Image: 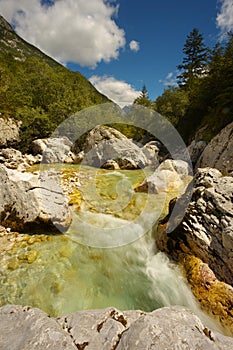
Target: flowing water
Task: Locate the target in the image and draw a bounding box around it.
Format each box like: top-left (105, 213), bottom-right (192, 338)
top-left (0, 165), bottom-right (224, 333)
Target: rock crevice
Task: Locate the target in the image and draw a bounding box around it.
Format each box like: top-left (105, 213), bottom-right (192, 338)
top-left (1, 305), bottom-right (233, 350)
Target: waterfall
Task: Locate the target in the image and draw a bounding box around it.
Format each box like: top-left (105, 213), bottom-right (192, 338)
top-left (0, 165), bottom-right (225, 334)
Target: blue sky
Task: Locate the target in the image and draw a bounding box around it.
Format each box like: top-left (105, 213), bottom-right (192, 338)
top-left (0, 0), bottom-right (232, 106)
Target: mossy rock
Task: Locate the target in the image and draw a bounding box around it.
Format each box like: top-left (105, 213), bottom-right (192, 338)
top-left (180, 254), bottom-right (233, 334)
top-left (18, 250), bottom-right (39, 264)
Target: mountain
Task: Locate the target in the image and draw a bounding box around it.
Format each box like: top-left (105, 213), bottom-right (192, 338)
top-left (0, 15), bottom-right (59, 67)
top-left (0, 15), bottom-right (110, 151)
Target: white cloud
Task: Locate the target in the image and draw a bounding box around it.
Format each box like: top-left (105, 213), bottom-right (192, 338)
top-left (159, 71), bottom-right (177, 87)
top-left (129, 40), bottom-right (140, 52)
top-left (216, 0), bottom-right (233, 38)
top-left (0, 0), bottom-right (126, 67)
top-left (89, 75), bottom-right (140, 107)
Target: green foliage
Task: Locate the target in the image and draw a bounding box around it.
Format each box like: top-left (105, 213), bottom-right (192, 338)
top-left (154, 31), bottom-right (233, 144)
top-left (133, 84), bottom-right (153, 108)
top-left (109, 123), bottom-right (146, 142)
top-left (0, 55), bottom-right (109, 151)
top-left (154, 86), bottom-right (189, 126)
top-left (0, 16), bottom-right (110, 151)
top-left (177, 28), bottom-right (209, 87)
top-left (16, 106), bottom-right (53, 152)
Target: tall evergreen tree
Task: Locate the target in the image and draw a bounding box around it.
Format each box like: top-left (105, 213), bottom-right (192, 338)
top-left (133, 84), bottom-right (152, 107)
top-left (177, 28), bottom-right (209, 87)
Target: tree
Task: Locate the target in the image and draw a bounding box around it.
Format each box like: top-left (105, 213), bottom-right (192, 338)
top-left (154, 86), bottom-right (189, 126)
top-left (16, 106), bottom-right (53, 152)
top-left (177, 28), bottom-right (209, 87)
top-left (133, 84), bottom-right (152, 107)
top-left (0, 61), bottom-right (10, 114)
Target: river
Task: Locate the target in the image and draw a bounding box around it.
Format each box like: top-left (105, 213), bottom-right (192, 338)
top-left (0, 165), bottom-right (224, 333)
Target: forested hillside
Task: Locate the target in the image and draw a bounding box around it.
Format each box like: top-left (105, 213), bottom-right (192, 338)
top-left (135, 28), bottom-right (233, 144)
top-left (0, 15), bottom-right (109, 151)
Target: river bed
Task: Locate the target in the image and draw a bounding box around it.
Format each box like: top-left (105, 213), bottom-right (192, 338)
top-left (0, 165), bottom-right (224, 333)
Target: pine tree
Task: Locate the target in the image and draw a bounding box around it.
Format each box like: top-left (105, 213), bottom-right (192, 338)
top-left (177, 28), bottom-right (209, 87)
top-left (133, 84), bottom-right (152, 107)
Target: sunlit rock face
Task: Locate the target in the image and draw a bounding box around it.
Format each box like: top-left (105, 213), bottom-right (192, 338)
top-left (73, 125), bottom-right (159, 169)
top-left (0, 165), bottom-right (71, 232)
top-left (32, 137), bottom-right (75, 164)
top-left (1, 305), bottom-right (233, 350)
top-left (179, 255), bottom-right (233, 333)
top-left (158, 167), bottom-right (233, 285)
top-left (0, 148), bottom-right (41, 171)
top-left (196, 122), bottom-right (233, 175)
top-left (157, 167), bottom-right (233, 333)
top-left (135, 159), bottom-right (191, 193)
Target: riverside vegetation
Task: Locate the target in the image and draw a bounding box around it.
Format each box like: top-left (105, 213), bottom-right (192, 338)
top-left (0, 14), bottom-right (233, 349)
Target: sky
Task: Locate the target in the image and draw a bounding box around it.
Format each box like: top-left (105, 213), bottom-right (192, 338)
top-left (0, 0), bottom-right (233, 107)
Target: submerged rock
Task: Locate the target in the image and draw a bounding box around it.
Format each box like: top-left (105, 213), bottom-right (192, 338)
top-left (135, 159), bottom-right (191, 193)
top-left (0, 305), bottom-right (233, 350)
top-left (0, 165), bottom-right (71, 233)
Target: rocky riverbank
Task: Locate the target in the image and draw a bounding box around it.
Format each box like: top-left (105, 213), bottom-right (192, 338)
top-left (156, 167), bottom-right (233, 333)
top-left (0, 119), bottom-right (233, 347)
top-left (1, 304), bottom-right (233, 350)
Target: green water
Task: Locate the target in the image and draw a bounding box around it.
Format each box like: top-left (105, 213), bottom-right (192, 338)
top-left (0, 232), bottom-right (194, 316)
top-left (0, 165), bottom-right (223, 332)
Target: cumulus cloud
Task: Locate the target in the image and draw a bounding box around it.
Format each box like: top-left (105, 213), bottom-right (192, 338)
top-left (129, 40), bottom-right (140, 52)
top-left (0, 0), bottom-right (126, 67)
top-left (90, 75), bottom-right (140, 107)
top-left (159, 72), bottom-right (178, 87)
top-left (216, 0), bottom-right (233, 38)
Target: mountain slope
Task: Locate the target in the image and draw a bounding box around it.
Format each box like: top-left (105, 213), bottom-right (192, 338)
top-left (0, 15), bottom-right (59, 67)
top-left (0, 15), bottom-right (110, 151)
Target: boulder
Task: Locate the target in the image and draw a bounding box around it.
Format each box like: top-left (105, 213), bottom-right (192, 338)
top-left (156, 168), bottom-right (233, 330)
top-left (188, 140), bottom-right (207, 165)
top-left (157, 167), bottom-right (233, 285)
top-left (1, 305), bottom-right (233, 350)
top-left (142, 140), bottom-right (160, 168)
top-left (0, 148), bottom-right (42, 171)
top-left (196, 122), bottom-right (233, 175)
top-left (0, 165), bottom-right (71, 232)
top-left (135, 159), bottom-right (191, 193)
top-left (0, 148), bottom-right (24, 169)
top-left (32, 137), bottom-right (75, 164)
top-left (101, 160), bottom-right (120, 170)
top-left (117, 306), bottom-right (233, 350)
top-left (57, 307), bottom-right (143, 350)
top-left (0, 117), bottom-right (20, 147)
top-left (74, 125), bottom-right (155, 169)
top-left (0, 305), bottom-right (77, 350)
top-left (179, 254), bottom-right (233, 333)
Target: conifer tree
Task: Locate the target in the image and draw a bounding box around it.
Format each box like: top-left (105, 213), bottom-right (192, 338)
top-left (133, 84), bottom-right (152, 107)
top-left (177, 28), bottom-right (209, 87)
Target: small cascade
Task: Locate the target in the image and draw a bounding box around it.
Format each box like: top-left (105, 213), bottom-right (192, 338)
top-left (0, 165), bottom-right (225, 334)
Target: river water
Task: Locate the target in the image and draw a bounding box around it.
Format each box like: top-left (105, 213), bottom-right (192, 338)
top-left (0, 165), bottom-right (224, 333)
